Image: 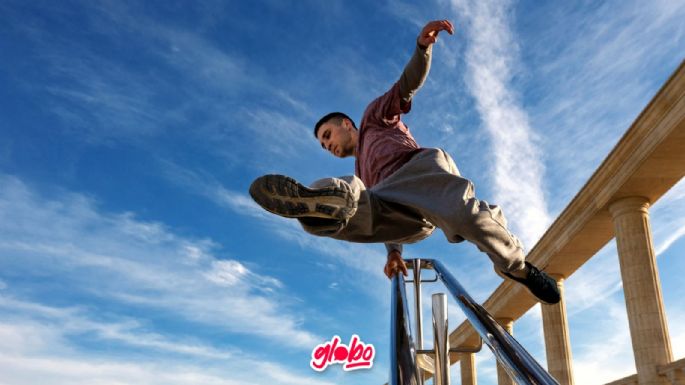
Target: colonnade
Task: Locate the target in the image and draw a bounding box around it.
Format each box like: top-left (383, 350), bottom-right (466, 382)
top-left (401, 60), bottom-right (685, 385)
top-left (459, 196), bottom-right (675, 385)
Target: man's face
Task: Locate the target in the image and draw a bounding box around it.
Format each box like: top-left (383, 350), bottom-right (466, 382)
top-left (317, 119), bottom-right (356, 158)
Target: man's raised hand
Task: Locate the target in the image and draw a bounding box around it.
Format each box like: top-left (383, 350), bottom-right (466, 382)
top-left (417, 20), bottom-right (455, 48)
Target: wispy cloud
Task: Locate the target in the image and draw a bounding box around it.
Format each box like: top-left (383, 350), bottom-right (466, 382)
top-left (0, 320), bottom-right (335, 385)
top-left (570, 299), bottom-right (636, 384)
top-left (0, 295), bottom-right (236, 360)
top-left (159, 160), bottom-right (389, 277)
top-left (450, 0), bottom-right (551, 249)
top-left (652, 180), bottom-right (685, 256)
top-left (526, 0), bottom-right (685, 212)
top-left (669, 310), bottom-right (685, 359)
top-left (0, 274), bottom-right (336, 385)
top-left (1, 1), bottom-right (318, 167)
top-left (0, 174), bottom-right (320, 349)
top-left (157, 159), bottom-right (271, 220)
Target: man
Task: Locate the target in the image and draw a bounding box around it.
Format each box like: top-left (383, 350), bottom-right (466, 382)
top-left (249, 20), bottom-right (560, 304)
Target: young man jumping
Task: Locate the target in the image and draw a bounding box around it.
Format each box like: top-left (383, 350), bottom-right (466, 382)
top-left (249, 20), bottom-right (560, 304)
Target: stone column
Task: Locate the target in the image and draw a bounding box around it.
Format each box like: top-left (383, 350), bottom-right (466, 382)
top-left (609, 197), bottom-right (673, 385)
top-left (541, 275), bottom-right (574, 385)
top-left (460, 352), bottom-right (477, 385)
top-left (496, 318), bottom-right (515, 385)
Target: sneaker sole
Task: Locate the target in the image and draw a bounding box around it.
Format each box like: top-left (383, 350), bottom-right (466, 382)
top-left (249, 174), bottom-right (357, 220)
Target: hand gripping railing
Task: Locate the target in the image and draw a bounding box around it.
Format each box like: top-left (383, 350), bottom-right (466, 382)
top-left (390, 258), bottom-right (559, 385)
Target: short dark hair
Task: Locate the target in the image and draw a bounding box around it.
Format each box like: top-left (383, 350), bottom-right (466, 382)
top-left (314, 112), bottom-right (357, 139)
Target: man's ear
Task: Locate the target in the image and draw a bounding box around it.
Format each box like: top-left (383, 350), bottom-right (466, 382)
top-left (343, 118), bottom-right (354, 131)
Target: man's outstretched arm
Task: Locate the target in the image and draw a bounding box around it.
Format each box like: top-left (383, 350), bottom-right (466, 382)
top-left (398, 20), bottom-right (455, 104)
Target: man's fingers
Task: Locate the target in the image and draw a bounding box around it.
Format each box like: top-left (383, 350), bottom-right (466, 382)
top-left (436, 20), bottom-right (454, 35)
top-left (384, 260), bottom-right (408, 279)
top-left (442, 20), bottom-right (454, 34)
top-left (384, 263), bottom-right (393, 278)
top-left (423, 20), bottom-right (454, 35)
top-left (418, 19), bottom-right (454, 47)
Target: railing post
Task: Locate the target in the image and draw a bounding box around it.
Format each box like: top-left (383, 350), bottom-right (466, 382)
top-left (433, 293), bottom-right (450, 385)
top-left (391, 259), bottom-right (559, 385)
top-left (390, 274), bottom-right (419, 385)
top-left (431, 259), bottom-right (559, 385)
top-left (413, 259), bottom-right (425, 385)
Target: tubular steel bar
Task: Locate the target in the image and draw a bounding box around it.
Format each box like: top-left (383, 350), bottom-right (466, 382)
top-left (390, 258), bottom-right (557, 385)
top-left (390, 273), bottom-right (419, 385)
top-left (432, 293), bottom-right (450, 385)
top-left (430, 259), bottom-right (559, 385)
top-left (412, 258), bottom-right (425, 385)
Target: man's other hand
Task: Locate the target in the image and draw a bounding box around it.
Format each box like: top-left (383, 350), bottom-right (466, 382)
top-left (417, 20), bottom-right (455, 48)
top-left (384, 250), bottom-right (408, 279)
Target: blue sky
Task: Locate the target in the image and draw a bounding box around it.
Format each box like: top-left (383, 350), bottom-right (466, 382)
top-left (0, 1), bottom-right (684, 384)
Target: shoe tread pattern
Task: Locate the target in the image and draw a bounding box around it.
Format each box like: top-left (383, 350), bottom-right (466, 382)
top-left (249, 174), bottom-right (356, 220)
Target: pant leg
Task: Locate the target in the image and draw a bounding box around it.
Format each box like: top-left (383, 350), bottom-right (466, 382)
top-left (297, 175), bottom-right (435, 244)
top-left (372, 148), bottom-right (526, 273)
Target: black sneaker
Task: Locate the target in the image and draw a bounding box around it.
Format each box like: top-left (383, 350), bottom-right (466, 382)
top-left (504, 262), bottom-right (561, 305)
top-left (249, 174), bottom-right (357, 220)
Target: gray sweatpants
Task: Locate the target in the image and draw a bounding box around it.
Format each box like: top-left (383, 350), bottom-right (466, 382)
top-left (298, 148), bottom-right (526, 273)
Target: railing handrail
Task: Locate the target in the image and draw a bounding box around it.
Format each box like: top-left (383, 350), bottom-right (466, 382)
top-left (390, 272), bottom-right (419, 385)
top-left (390, 258), bottom-right (559, 385)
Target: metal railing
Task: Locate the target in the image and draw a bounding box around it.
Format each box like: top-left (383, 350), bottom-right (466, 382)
top-left (390, 271), bottom-right (419, 385)
top-left (390, 258), bottom-right (560, 385)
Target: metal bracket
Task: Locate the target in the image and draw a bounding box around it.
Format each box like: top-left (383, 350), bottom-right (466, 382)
top-left (405, 275), bottom-right (439, 284)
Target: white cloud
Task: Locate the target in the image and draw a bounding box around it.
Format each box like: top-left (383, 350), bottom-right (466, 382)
top-left (570, 299), bottom-right (636, 385)
top-left (449, 0), bottom-right (551, 249)
top-left (563, 243), bottom-right (623, 315)
top-left (0, 292), bottom-right (339, 385)
top-left (526, 0), bottom-right (685, 212)
top-left (158, 159), bottom-right (279, 222)
top-left (0, 356), bottom-right (242, 385)
top-left (0, 346), bottom-right (334, 385)
top-left (1, 0), bottom-right (319, 168)
top-left (655, 223), bottom-right (685, 257)
top-left (669, 310), bottom-right (685, 359)
top-left (0, 174), bottom-right (320, 349)
top-left (205, 260), bottom-right (283, 289)
top-left (159, 160), bottom-right (389, 277)
top-left (0, 295), bottom-right (234, 360)
top-left (652, 180), bottom-right (685, 256)
top-left (205, 260), bottom-right (250, 287)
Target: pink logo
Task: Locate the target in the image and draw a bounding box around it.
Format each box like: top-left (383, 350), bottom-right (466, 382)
top-left (310, 335), bottom-right (375, 371)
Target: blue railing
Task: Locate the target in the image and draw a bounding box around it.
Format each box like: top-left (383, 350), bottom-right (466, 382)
top-left (390, 258), bottom-right (559, 385)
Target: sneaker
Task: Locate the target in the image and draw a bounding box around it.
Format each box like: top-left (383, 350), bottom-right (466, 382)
top-left (503, 262), bottom-right (561, 305)
top-left (249, 174), bottom-right (357, 220)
